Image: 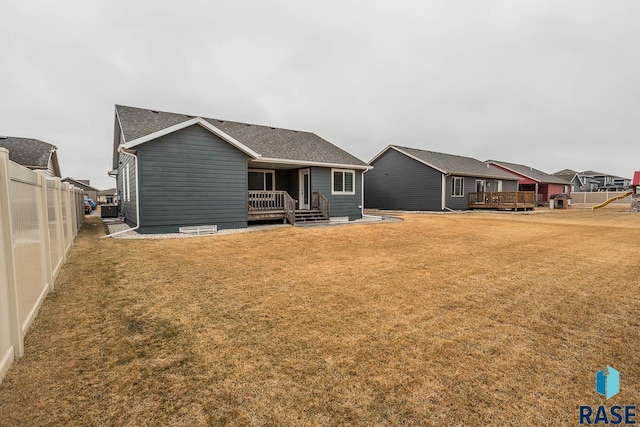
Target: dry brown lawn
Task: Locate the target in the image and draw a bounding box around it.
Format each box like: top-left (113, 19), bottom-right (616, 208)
top-left (0, 207), bottom-right (639, 426)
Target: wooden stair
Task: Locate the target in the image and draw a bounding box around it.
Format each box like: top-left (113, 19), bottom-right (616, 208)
top-left (295, 209), bottom-right (328, 223)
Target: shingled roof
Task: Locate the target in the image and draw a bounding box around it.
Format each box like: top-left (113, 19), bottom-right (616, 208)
top-left (377, 145), bottom-right (520, 180)
top-left (0, 136), bottom-right (60, 176)
top-left (487, 160), bottom-right (571, 185)
top-left (114, 105), bottom-right (369, 169)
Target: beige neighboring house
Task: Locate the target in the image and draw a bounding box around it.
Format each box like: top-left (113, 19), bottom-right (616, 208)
top-left (0, 136), bottom-right (61, 177)
top-left (98, 188), bottom-right (117, 204)
top-left (61, 178), bottom-right (99, 201)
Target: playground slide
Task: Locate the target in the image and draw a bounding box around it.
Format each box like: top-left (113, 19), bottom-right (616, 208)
top-left (591, 190), bottom-right (633, 210)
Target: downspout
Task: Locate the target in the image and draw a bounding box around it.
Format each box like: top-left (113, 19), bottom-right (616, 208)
top-left (360, 168), bottom-right (367, 218)
top-left (102, 146), bottom-right (140, 238)
top-left (442, 173), bottom-right (447, 210)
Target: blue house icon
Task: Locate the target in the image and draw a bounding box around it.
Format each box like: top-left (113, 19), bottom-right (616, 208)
top-left (596, 366), bottom-right (620, 399)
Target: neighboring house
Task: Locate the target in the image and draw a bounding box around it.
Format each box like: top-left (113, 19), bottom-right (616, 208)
top-left (0, 136), bottom-right (61, 177)
top-left (110, 105), bottom-right (370, 233)
top-left (365, 145), bottom-right (523, 211)
top-left (98, 188), bottom-right (117, 204)
top-left (551, 169), bottom-right (585, 193)
top-left (552, 169), bottom-right (600, 192)
top-left (487, 160), bottom-right (571, 204)
top-left (580, 170), bottom-right (631, 192)
top-left (61, 178), bottom-right (99, 201)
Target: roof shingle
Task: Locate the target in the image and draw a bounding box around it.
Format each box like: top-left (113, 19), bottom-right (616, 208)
top-left (487, 160), bottom-right (571, 185)
top-left (115, 105), bottom-right (368, 168)
top-left (388, 146), bottom-right (520, 180)
top-left (0, 136), bottom-right (56, 169)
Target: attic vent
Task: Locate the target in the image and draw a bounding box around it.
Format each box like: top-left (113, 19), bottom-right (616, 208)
top-left (0, 136), bottom-right (7, 139)
top-left (245, 124), bottom-right (251, 126)
top-left (293, 131), bottom-right (299, 133)
top-left (270, 127), bottom-right (276, 130)
top-left (186, 115), bottom-right (194, 118)
top-left (151, 110), bottom-right (159, 113)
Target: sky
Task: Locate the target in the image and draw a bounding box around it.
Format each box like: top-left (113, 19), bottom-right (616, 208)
top-left (1, 0), bottom-right (639, 190)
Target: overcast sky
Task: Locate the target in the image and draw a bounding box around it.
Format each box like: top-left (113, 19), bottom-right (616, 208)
top-left (1, 1), bottom-right (639, 189)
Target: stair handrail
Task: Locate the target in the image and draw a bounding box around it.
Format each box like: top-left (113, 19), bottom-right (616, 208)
top-left (312, 191), bottom-right (330, 220)
top-left (283, 191), bottom-right (296, 225)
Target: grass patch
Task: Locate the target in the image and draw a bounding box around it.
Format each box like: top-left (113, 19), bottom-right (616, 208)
top-left (0, 207), bottom-right (639, 425)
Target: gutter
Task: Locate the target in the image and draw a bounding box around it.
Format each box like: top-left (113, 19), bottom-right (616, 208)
top-left (102, 146), bottom-right (141, 238)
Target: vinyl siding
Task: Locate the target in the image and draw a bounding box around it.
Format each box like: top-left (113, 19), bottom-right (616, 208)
top-left (136, 124), bottom-right (249, 233)
top-left (311, 167), bottom-right (362, 220)
top-left (365, 149), bottom-right (443, 210)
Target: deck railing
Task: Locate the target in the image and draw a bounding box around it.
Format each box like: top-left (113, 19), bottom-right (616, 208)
top-left (248, 191), bottom-right (296, 225)
top-left (468, 191), bottom-right (535, 209)
top-left (312, 191), bottom-right (330, 220)
top-left (248, 191), bottom-right (286, 211)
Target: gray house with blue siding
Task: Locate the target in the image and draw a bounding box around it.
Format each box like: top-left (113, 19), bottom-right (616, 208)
top-left (365, 145), bottom-right (521, 211)
top-left (110, 105), bottom-right (370, 233)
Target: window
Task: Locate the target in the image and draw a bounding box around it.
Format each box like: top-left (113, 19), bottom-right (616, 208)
top-left (248, 170), bottom-right (275, 191)
top-left (452, 177), bottom-right (464, 197)
top-left (123, 165), bottom-right (130, 202)
top-left (476, 179), bottom-right (486, 193)
top-left (332, 169), bottom-right (355, 194)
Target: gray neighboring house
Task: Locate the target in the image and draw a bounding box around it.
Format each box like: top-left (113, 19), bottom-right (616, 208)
top-left (365, 145), bottom-right (520, 211)
top-left (552, 169), bottom-right (587, 192)
top-left (0, 136), bottom-right (61, 177)
top-left (110, 105), bottom-right (371, 233)
top-left (61, 178), bottom-right (99, 201)
top-left (579, 170), bottom-right (632, 191)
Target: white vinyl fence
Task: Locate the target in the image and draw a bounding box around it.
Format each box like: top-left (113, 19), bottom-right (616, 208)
top-left (570, 191), bottom-right (632, 205)
top-left (0, 148), bottom-right (84, 385)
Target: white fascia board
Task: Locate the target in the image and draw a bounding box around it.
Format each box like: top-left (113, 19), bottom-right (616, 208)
top-left (385, 146), bottom-right (448, 174)
top-left (123, 117), bottom-right (261, 159)
top-left (254, 157), bottom-right (372, 170)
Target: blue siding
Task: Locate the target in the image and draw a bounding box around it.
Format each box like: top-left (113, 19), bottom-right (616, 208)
top-left (365, 149), bottom-right (443, 210)
top-left (136, 124), bottom-right (249, 233)
top-left (310, 167), bottom-right (362, 220)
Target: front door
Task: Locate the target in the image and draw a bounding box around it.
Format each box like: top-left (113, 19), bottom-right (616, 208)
top-left (299, 169), bottom-right (310, 209)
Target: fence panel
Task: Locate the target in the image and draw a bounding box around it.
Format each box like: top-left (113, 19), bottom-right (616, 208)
top-left (0, 148), bottom-right (83, 385)
top-left (570, 191), bottom-right (632, 204)
top-left (8, 163), bottom-right (49, 336)
top-left (0, 181), bottom-right (15, 384)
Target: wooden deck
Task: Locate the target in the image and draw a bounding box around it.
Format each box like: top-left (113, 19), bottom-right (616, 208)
top-left (247, 190), bottom-right (330, 224)
top-left (468, 191), bottom-right (535, 211)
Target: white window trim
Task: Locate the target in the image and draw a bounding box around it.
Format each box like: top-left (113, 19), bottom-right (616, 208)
top-left (331, 169), bottom-right (356, 195)
top-left (248, 168), bottom-right (276, 191)
top-left (125, 164), bottom-right (131, 202)
top-left (452, 176), bottom-right (464, 197)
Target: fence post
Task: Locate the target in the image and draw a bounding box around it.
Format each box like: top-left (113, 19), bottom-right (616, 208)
top-left (62, 183), bottom-right (73, 253)
top-left (53, 178), bottom-right (66, 264)
top-left (36, 172), bottom-right (54, 292)
top-left (0, 149), bottom-right (24, 358)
